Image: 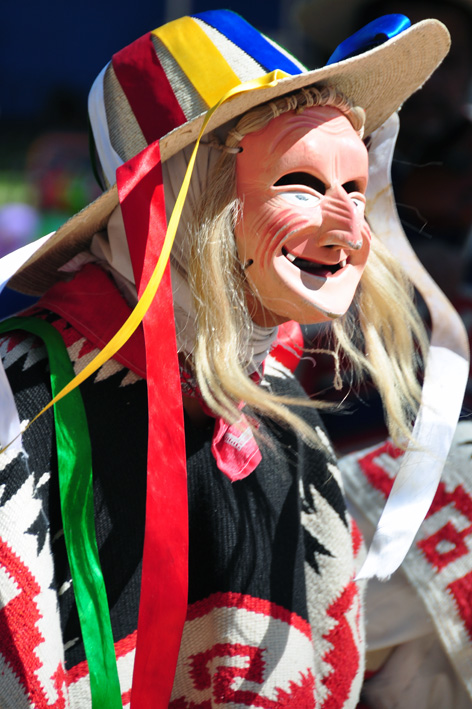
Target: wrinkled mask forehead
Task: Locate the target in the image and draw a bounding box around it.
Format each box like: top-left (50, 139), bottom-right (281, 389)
top-left (236, 105), bottom-right (368, 188)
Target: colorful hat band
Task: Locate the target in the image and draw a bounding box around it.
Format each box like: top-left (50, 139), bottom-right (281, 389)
top-left (104, 11), bottom-right (303, 171)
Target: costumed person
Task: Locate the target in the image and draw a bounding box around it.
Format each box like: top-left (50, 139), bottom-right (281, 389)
top-left (0, 10), bottom-right (468, 709)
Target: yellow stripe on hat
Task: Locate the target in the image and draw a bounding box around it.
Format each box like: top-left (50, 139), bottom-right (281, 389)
top-left (153, 16), bottom-right (241, 108)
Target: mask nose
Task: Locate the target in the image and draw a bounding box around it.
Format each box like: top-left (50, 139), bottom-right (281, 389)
top-left (317, 187), bottom-right (364, 251)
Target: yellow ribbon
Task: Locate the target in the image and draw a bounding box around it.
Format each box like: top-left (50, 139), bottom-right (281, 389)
top-left (3, 70), bottom-right (288, 449)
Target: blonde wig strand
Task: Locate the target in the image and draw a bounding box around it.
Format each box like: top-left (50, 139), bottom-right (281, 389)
top-left (186, 86), bottom-right (428, 449)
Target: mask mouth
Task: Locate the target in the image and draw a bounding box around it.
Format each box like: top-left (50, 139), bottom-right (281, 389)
top-left (282, 247), bottom-right (347, 276)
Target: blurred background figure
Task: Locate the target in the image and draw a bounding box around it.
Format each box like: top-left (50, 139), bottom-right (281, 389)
top-left (359, 0), bottom-right (472, 298)
top-left (0, 203), bottom-right (39, 258)
top-left (0, 1), bottom-right (297, 315)
top-left (297, 0), bottom-right (472, 442)
top-left (295, 5), bottom-right (472, 708)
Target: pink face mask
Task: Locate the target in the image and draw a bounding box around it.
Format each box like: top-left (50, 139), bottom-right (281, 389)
top-left (235, 106), bottom-right (371, 326)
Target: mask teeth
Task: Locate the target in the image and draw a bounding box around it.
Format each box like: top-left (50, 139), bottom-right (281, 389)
top-left (284, 248), bottom-right (347, 273)
top-left (284, 249), bottom-right (296, 263)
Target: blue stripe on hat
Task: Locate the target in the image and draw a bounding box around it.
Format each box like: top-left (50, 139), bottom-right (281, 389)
top-left (192, 9), bottom-right (303, 76)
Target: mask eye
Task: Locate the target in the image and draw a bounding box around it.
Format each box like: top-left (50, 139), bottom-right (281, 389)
top-left (351, 196), bottom-right (364, 209)
top-left (274, 172), bottom-right (325, 208)
top-left (275, 172), bottom-right (326, 194)
top-left (342, 181), bottom-right (366, 210)
top-left (279, 191), bottom-right (321, 207)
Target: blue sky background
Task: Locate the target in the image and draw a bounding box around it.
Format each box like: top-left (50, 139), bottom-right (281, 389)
top-left (1, 1), bottom-right (291, 120)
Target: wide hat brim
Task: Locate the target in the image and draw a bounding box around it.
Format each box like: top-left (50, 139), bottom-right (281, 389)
top-left (10, 18), bottom-right (450, 296)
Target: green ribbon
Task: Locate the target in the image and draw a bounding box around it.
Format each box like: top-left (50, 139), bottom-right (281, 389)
top-left (0, 317), bottom-right (122, 708)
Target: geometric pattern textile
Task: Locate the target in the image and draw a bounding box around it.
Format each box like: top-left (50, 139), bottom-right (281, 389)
top-left (340, 424), bottom-right (472, 701)
top-left (0, 268), bottom-right (365, 707)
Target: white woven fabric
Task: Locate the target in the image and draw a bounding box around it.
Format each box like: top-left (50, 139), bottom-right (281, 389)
top-left (341, 422), bottom-right (472, 703)
top-left (0, 233), bottom-right (53, 451)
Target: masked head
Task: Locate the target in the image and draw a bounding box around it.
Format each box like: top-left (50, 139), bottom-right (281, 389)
top-left (233, 101), bottom-right (370, 327)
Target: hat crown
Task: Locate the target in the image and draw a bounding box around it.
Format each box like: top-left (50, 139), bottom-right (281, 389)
top-left (99, 11), bottom-right (304, 168)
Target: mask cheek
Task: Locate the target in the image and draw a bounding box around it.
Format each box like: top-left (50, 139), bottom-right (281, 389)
top-left (234, 196), bottom-right (265, 262)
top-left (358, 221), bottom-right (372, 267)
top-left (235, 208), bottom-right (280, 271)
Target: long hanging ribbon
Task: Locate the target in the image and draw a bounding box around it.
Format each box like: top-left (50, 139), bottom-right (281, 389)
top-left (117, 139), bottom-right (188, 706)
top-left (0, 317), bottom-right (122, 708)
top-left (118, 70), bottom-right (286, 709)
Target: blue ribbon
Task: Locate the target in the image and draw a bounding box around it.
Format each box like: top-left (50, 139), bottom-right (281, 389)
top-left (327, 14), bottom-right (411, 65)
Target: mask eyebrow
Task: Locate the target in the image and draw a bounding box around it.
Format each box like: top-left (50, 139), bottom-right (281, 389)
top-left (274, 172), bottom-right (326, 194)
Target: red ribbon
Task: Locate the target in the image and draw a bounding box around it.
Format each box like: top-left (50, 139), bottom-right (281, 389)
top-left (117, 141), bottom-right (188, 708)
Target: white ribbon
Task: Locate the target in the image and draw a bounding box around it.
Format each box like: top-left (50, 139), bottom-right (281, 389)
top-left (356, 114), bottom-right (470, 580)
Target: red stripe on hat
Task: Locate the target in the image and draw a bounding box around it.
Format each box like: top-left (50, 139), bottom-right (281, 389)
top-left (117, 141), bottom-right (188, 708)
top-left (112, 32), bottom-right (187, 145)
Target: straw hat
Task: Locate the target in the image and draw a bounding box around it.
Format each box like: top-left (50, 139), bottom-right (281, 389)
top-left (8, 9), bottom-right (450, 296)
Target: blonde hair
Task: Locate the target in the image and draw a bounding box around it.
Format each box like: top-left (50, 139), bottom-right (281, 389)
top-left (186, 86), bottom-right (428, 447)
